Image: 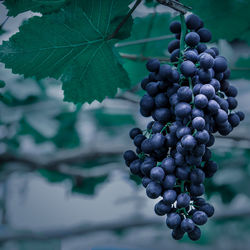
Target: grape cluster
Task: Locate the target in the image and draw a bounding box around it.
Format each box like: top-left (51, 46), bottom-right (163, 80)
top-left (123, 13), bottom-right (245, 241)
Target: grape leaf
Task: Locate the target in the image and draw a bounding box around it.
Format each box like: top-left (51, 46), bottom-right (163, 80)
top-left (144, 0), bottom-right (156, 8)
top-left (117, 13), bottom-right (173, 86)
top-left (0, 0), bottom-right (133, 104)
top-left (3, 0), bottom-right (70, 16)
top-left (53, 111), bottom-right (80, 148)
top-left (94, 108), bottom-right (135, 127)
top-left (118, 13), bottom-right (173, 56)
top-left (123, 60), bottom-right (148, 86)
top-left (72, 175), bottom-right (108, 195)
top-left (182, 0), bottom-right (250, 44)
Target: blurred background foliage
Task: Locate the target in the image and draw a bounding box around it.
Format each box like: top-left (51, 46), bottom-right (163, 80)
top-left (0, 0), bottom-right (250, 250)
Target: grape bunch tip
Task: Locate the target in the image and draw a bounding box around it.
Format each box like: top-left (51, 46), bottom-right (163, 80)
top-left (123, 13), bottom-right (245, 241)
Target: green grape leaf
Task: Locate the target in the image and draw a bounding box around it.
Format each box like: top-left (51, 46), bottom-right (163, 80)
top-left (118, 13), bottom-right (173, 57)
top-left (182, 0), bottom-right (250, 44)
top-left (117, 13), bottom-right (173, 87)
top-left (123, 60), bottom-right (148, 86)
top-left (0, 0), bottom-right (133, 104)
top-left (231, 57), bottom-right (250, 80)
top-left (3, 0), bottom-right (70, 16)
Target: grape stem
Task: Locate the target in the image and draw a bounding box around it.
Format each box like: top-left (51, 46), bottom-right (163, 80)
top-left (180, 180), bottom-right (185, 192)
top-left (189, 77), bottom-right (195, 106)
top-left (107, 0), bottom-right (142, 40)
top-left (160, 122), bottom-right (172, 133)
top-left (178, 14), bottom-right (187, 71)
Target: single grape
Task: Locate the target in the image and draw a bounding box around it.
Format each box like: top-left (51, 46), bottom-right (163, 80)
top-left (166, 213), bottom-right (182, 229)
top-left (180, 61), bottom-right (197, 77)
top-left (163, 189), bottom-right (177, 205)
top-left (177, 193), bottom-right (191, 208)
top-left (185, 32), bottom-right (200, 47)
top-left (150, 167), bottom-right (165, 182)
top-left (197, 28), bottom-right (212, 42)
top-left (192, 211), bottom-right (208, 225)
top-left (146, 58), bottom-right (160, 72)
top-left (188, 226), bottom-right (201, 241)
top-left (181, 218), bottom-right (195, 233)
top-left (146, 182), bottom-right (162, 199)
top-left (185, 14), bottom-right (201, 30)
top-left (169, 21), bottom-right (181, 33)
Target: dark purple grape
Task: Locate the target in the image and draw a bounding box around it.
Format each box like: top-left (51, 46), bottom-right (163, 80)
top-left (177, 193), bottom-right (191, 208)
top-left (146, 181), bottom-right (162, 199)
top-left (180, 60), bottom-right (197, 77)
top-left (188, 226), bottom-right (201, 241)
top-left (166, 213), bottom-right (182, 229)
top-left (168, 39), bottom-right (180, 53)
top-left (163, 189), bottom-right (177, 205)
top-left (181, 218), bottom-right (195, 233)
top-left (192, 211), bottom-right (208, 225)
top-left (213, 56), bottom-right (228, 72)
top-left (150, 167), bottom-right (165, 182)
top-left (199, 53), bottom-right (214, 69)
top-left (185, 14), bottom-right (201, 30)
top-left (169, 21), bottom-right (181, 33)
top-left (146, 58), bottom-right (160, 72)
top-left (197, 28), bottom-right (212, 42)
top-left (185, 32), bottom-right (200, 47)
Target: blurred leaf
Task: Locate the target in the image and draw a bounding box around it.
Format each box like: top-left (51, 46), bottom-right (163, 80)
top-left (182, 0), bottom-right (250, 44)
top-left (72, 175), bottom-right (108, 195)
top-left (19, 240), bottom-right (61, 250)
top-left (0, 0), bottom-right (133, 104)
top-left (118, 13), bottom-right (173, 57)
top-left (205, 180), bottom-right (237, 204)
top-left (0, 29), bottom-right (5, 36)
top-left (0, 93), bottom-right (12, 104)
top-left (3, 0), bottom-right (70, 16)
top-left (123, 60), bottom-right (148, 87)
top-left (39, 169), bottom-right (68, 183)
top-left (129, 174), bottom-right (142, 186)
top-left (53, 111), bottom-right (80, 148)
top-left (19, 118), bottom-right (47, 143)
top-left (0, 80), bottom-right (6, 88)
top-left (94, 108), bottom-right (135, 127)
top-left (231, 57), bottom-right (250, 80)
top-left (25, 112), bottom-right (59, 138)
top-left (7, 78), bottom-right (41, 100)
top-left (144, 0), bottom-right (156, 7)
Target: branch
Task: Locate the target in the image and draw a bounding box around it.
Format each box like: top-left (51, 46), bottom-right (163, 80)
top-left (119, 52), bottom-right (170, 62)
top-left (0, 147), bottom-right (124, 168)
top-left (116, 91), bottom-right (140, 103)
top-left (0, 17), bottom-right (9, 29)
top-left (215, 134), bottom-right (250, 142)
top-left (0, 217), bottom-right (160, 242)
top-left (156, 0), bottom-right (191, 14)
top-left (108, 0), bottom-right (143, 40)
top-left (115, 34), bottom-right (175, 48)
top-left (1, 207), bottom-right (250, 242)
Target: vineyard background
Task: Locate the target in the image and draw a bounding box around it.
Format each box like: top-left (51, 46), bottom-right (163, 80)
top-left (0, 1), bottom-right (250, 250)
